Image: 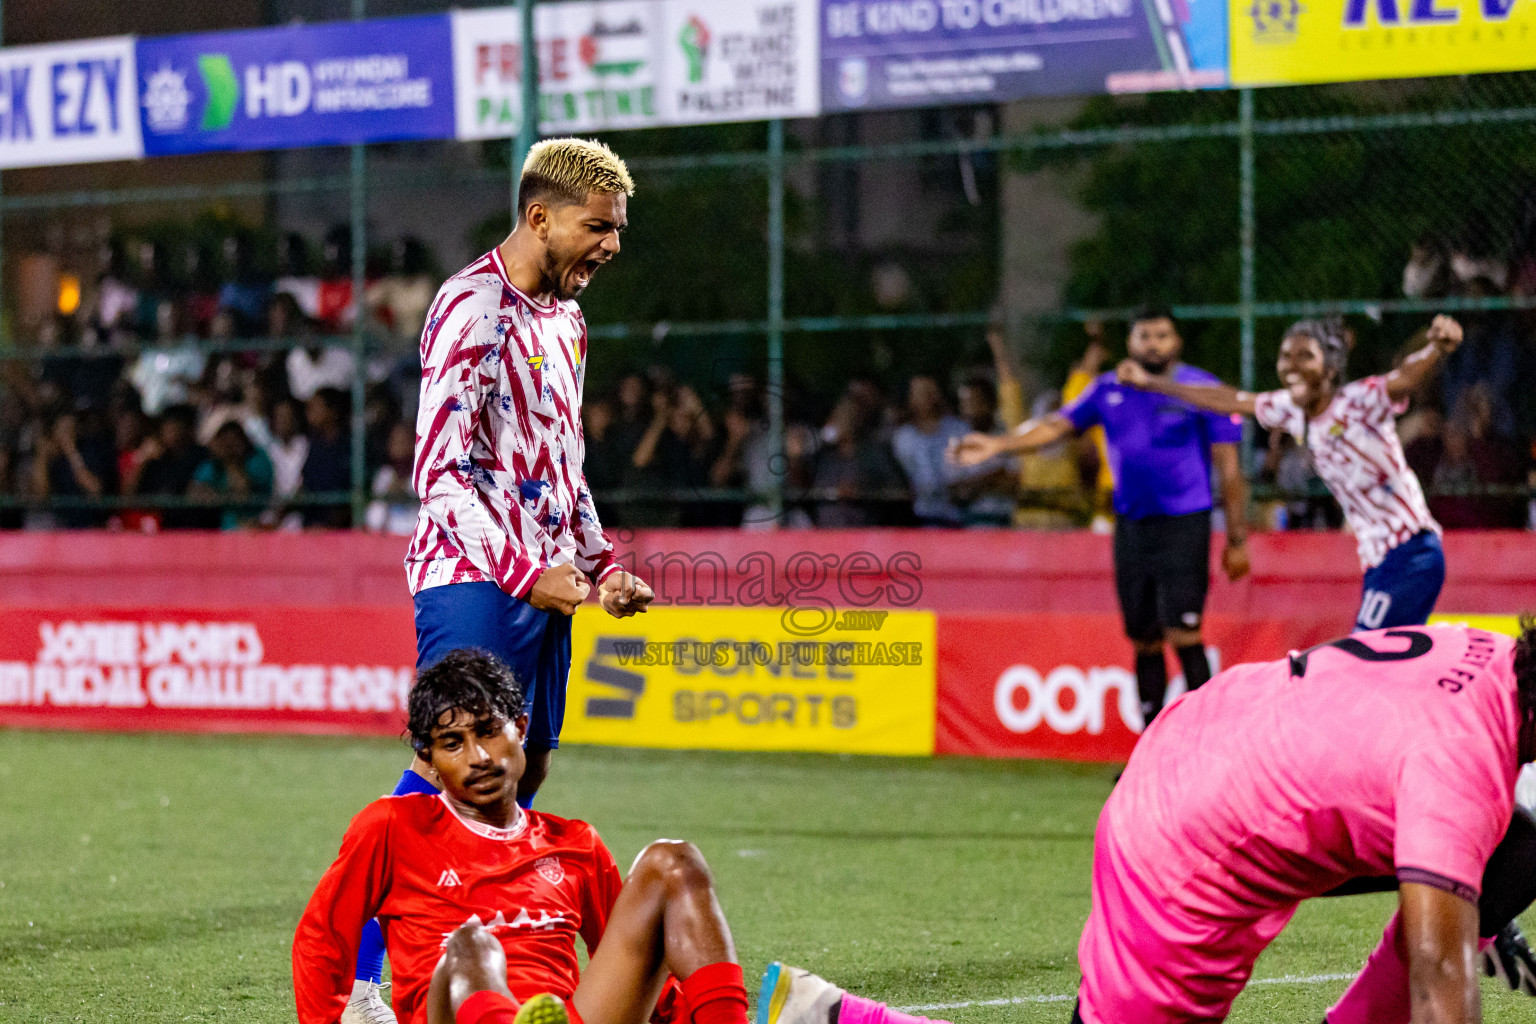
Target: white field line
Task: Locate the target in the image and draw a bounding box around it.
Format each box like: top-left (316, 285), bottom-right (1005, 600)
top-left (891, 972), bottom-right (1357, 1013)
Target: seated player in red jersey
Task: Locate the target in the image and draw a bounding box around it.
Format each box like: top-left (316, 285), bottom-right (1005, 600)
top-left (293, 649), bottom-right (949, 1024)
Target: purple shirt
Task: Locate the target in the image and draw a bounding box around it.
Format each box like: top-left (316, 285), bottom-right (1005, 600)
top-left (1062, 365), bottom-right (1243, 520)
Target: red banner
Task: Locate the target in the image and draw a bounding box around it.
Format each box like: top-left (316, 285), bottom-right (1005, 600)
top-left (0, 607), bottom-right (416, 734)
top-left (935, 613), bottom-right (1343, 762)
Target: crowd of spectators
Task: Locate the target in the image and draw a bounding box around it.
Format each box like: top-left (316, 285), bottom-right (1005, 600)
top-left (0, 224), bottom-right (434, 533)
top-left (1389, 225), bottom-right (1536, 530)
top-left (2, 222), bottom-right (1534, 534)
top-left (582, 341), bottom-right (1107, 532)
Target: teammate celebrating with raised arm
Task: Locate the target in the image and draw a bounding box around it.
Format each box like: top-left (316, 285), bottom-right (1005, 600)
top-left (951, 307), bottom-right (1250, 726)
top-left (1116, 314), bottom-right (1461, 631)
top-left (344, 139), bottom-right (655, 1024)
top-left (1072, 620), bottom-right (1536, 1024)
top-left (293, 650), bottom-right (955, 1024)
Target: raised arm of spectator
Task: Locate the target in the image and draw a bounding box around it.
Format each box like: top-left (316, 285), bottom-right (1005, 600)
top-left (1071, 320), bottom-right (1110, 380)
top-left (987, 326), bottom-right (1025, 431)
top-left (1386, 315), bottom-right (1463, 402)
top-left (1116, 359), bottom-right (1258, 417)
top-left (1399, 882), bottom-right (1481, 1024)
top-left (34, 417), bottom-right (106, 498)
top-left (710, 410), bottom-right (750, 487)
top-left (631, 390), bottom-right (672, 470)
top-left (414, 300), bottom-right (556, 602)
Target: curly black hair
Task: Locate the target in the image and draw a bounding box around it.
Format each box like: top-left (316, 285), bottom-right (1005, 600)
top-left (1516, 614), bottom-right (1536, 755)
top-left (407, 649), bottom-right (526, 757)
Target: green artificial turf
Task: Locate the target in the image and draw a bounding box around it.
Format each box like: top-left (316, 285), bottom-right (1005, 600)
top-left (0, 732), bottom-right (1530, 1022)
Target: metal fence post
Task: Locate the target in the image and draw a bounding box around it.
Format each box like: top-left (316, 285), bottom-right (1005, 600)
top-left (766, 119), bottom-right (786, 524)
top-left (1238, 88), bottom-right (1256, 481)
top-left (511, 0), bottom-right (539, 216)
top-left (350, 0), bottom-right (368, 527)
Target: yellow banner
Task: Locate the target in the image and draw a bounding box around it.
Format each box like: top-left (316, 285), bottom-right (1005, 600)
top-left (1429, 613), bottom-right (1525, 637)
top-left (1230, 0), bottom-right (1536, 86)
top-left (564, 608), bottom-right (936, 756)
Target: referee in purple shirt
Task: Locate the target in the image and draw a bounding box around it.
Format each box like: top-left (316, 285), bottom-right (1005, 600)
top-left (952, 306), bottom-right (1251, 725)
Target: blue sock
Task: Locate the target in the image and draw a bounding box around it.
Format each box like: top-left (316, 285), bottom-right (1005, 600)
top-left (355, 919), bottom-right (386, 983)
top-left (353, 770), bottom-right (442, 982)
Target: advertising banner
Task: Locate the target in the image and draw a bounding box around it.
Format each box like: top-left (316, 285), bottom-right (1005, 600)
top-left (1230, 0), bottom-right (1536, 86)
top-left (0, 37), bottom-right (142, 169)
top-left (935, 612), bottom-right (1340, 761)
top-left (820, 0), bottom-right (1228, 112)
top-left (451, 0), bottom-right (818, 140)
top-left (564, 607), bottom-right (937, 755)
top-left (136, 15), bottom-right (455, 157)
top-left (520, 0), bottom-right (665, 135)
top-left (0, 608), bottom-right (416, 735)
top-left (660, 0), bottom-right (820, 126)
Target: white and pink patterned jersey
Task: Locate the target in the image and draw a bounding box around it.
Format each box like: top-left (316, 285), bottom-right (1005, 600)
top-left (1255, 375), bottom-right (1439, 569)
top-left (404, 248), bottom-right (619, 598)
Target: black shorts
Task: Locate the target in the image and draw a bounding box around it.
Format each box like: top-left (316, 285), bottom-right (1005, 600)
top-left (1112, 510), bottom-right (1212, 643)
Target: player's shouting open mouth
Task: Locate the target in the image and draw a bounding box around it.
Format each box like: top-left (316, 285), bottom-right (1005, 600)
top-left (294, 650), bottom-right (950, 1024)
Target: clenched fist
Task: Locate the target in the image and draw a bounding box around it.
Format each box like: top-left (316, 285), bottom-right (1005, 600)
top-left (527, 564), bottom-right (591, 617)
top-left (599, 571), bottom-right (654, 619)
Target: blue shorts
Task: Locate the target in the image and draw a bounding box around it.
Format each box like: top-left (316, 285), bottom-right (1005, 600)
top-left (1355, 530), bottom-right (1446, 632)
top-left (413, 581), bottom-right (573, 750)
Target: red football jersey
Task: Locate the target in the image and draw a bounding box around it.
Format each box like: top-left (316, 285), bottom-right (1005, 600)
top-left (293, 793), bottom-right (624, 1024)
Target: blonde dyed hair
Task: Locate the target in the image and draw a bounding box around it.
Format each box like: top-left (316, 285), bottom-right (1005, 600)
top-left (518, 138), bottom-right (634, 219)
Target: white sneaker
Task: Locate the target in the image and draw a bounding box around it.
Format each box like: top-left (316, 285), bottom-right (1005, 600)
top-left (341, 979), bottom-right (397, 1024)
top-left (757, 963), bottom-right (844, 1024)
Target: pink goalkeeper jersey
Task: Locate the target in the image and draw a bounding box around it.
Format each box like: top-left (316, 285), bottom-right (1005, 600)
top-left (1078, 624), bottom-right (1522, 1024)
top-left (405, 248), bottom-right (619, 598)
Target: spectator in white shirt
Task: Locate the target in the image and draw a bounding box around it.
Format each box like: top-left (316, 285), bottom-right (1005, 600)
top-left (286, 344), bottom-right (357, 403)
top-left (270, 292), bottom-right (356, 402)
top-left (260, 397), bottom-right (309, 530)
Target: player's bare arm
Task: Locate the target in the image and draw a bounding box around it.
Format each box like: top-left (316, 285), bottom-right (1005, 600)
top-left (1386, 314), bottom-right (1463, 402)
top-left (948, 413), bottom-right (1073, 467)
top-left (1115, 359), bottom-right (1259, 417)
top-left (1399, 881), bottom-right (1481, 1024)
top-left (1210, 443), bottom-right (1250, 582)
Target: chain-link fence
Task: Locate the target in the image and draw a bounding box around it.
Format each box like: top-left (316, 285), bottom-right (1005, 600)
top-left (3, 56), bottom-right (1534, 533)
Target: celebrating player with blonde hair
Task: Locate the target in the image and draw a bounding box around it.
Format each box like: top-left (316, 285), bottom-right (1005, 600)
top-left (343, 138), bottom-right (656, 1024)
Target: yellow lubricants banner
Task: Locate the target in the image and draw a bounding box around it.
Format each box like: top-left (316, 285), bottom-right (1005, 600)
top-left (564, 608), bottom-right (936, 755)
top-left (1430, 613), bottom-right (1525, 636)
top-left (1230, 0), bottom-right (1536, 86)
